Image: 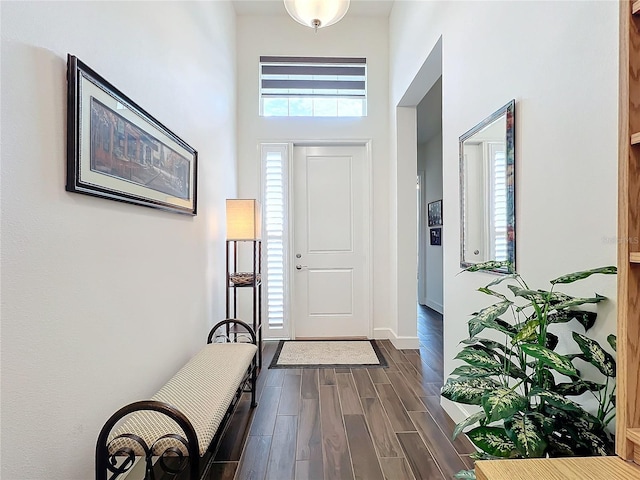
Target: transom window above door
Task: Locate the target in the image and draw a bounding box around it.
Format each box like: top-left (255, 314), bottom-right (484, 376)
top-left (259, 56), bottom-right (367, 117)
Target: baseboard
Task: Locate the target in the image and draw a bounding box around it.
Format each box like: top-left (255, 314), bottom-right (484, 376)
top-left (426, 299), bottom-right (443, 314)
top-left (373, 328), bottom-right (419, 349)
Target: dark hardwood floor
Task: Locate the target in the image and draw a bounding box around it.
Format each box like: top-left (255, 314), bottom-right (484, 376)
top-left (206, 305), bottom-right (475, 480)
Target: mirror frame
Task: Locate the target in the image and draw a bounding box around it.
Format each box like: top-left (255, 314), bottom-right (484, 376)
top-left (459, 99), bottom-right (516, 274)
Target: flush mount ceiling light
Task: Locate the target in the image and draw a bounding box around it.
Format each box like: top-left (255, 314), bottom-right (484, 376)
top-left (284, 0), bottom-right (350, 32)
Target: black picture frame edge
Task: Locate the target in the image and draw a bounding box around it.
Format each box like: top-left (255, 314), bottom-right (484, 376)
top-left (65, 54), bottom-right (198, 216)
top-left (430, 227), bottom-right (442, 246)
top-left (66, 54), bottom-right (80, 194)
top-left (427, 199), bottom-right (443, 227)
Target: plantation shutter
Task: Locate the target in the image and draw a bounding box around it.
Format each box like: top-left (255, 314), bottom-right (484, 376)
top-left (492, 150), bottom-right (508, 261)
top-left (262, 145), bottom-right (288, 332)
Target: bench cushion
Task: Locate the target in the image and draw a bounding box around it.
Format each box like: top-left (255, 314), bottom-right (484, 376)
top-left (108, 342), bottom-right (257, 456)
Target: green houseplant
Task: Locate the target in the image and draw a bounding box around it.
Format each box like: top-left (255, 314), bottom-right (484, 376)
top-left (441, 263), bottom-right (617, 479)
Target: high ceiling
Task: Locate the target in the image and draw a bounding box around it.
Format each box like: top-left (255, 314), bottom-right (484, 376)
top-left (232, 0), bottom-right (395, 17)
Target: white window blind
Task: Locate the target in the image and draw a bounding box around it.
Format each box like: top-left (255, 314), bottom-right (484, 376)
top-left (491, 149), bottom-right (508, 261)
top-left (260, 56), bottom-right (367, 117)
top-left (261, 145), bottom-right (288, 334)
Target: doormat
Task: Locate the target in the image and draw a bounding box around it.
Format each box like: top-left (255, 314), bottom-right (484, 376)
top-left (268, 340), bottom-right (387, 369)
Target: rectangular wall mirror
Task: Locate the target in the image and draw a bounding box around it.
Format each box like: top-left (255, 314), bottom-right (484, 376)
top-left (459, 100), bottom-right (515, 273)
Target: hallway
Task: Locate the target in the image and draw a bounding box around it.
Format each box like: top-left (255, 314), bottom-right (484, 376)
top-left (207, 306), bottom-right (475, 479)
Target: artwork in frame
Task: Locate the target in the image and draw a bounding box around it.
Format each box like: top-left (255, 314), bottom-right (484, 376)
top-left (427, 199), bottom-right (442, 226)
top-left (66, 54), bottom-right (197, 215)
top-left (430, 227), bottom-right (442, 246)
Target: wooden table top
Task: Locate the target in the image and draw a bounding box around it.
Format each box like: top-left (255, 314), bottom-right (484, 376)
top-left (475, 456), bottom-right (640, 480)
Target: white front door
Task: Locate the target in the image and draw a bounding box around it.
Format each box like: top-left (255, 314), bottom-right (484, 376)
top-left (292, 145), bottom-right (371, 338)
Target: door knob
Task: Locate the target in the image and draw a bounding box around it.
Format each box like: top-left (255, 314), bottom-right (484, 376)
top-left (296, 264), bottom-right (308, 270)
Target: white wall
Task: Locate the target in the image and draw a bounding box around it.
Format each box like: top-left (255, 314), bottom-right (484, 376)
top-left (0, 2), bottom-right (237, 478)
top-left (236, 16), bottom-right (394, 340)
top-left (390, 1), bottom-right (618, 421)
top-left (421, 132), bottom-right (444, 313)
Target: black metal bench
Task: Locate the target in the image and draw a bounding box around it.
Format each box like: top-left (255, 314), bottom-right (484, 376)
top-left (95, 319), bottom-right (258, 480)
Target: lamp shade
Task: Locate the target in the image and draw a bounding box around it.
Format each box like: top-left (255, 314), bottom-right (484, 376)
top-left (283, 0), bottom-right (350, 30)
top-left (226, 199), bottom-right (261, 240)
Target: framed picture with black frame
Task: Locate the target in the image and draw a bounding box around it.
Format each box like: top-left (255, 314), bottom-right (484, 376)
top-left (430, 227), bottom-right (442, 246)
top-left (428, 199), bottom-right (442, 227)
top-left (66, 54), bottom-right (198, 215)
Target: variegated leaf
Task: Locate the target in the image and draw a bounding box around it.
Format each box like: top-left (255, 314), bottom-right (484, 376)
top-left (504, 413), bottom-right (547, 457)
top-left (466, 426), bottom-right (518, 458)
top-left (507, 285), bottom-right (549, 303)
top-left (482, 387), bottom-right (528, 422)
top-left (453, 411), bottom-right (487, 440)
top-left (607, 334), bottom-right (617, 352)
top-left (494, 318), bottom-right (517, 336)
top-left (574, 311), bottom-right (598, 332)
top-left (564, 352), bottom-right (586, 361)
top-left (514, 295), bottom-right (569, 313)
top-left (468, 302), bottom-right (512, 337)
top-left (572, 332), bottom-right (616, 377)
top-left (547, 310), bottom-right (598, 331)
top-left (545, 332), bottom-right (559, 351)
top-left (464, 260), bottom-right (513, 273)
top-left (450, 365), bottom-right (498, 378)
top-left (461, 337), bottom-right (509, 353)
top-left (492, 350), bottom-right (528, 380)
top-left (575, 410), bottom-right (603, 429)
top-left (479, 339), bottom-right (509, 352)
top-left (550, 266), bottom-right (617, 285)
top-left (466, 343), bottom-right (495, 353)
top-left (543, 403), bottom-right (601, 428)
top-left (548, 291), bottom-right (573, 304)
top-left (547, 310), bottom-right (576, 324)
top-left (530, 387), bottom-right (583, 413)
top-left (512, 319), bottom-right (539, 343)
top-left (548, 437), bottom-right (576, 457)
top-left (527, 412), bottom-right (555, 434)
top-left (486, 273), bottom-right (520, 288)
top-left (552, 294), bottom-right (606, 311)
top-left (515, 303), bottom-right (533, 313)
top-left (564, 408), bottom-right (608, 437)
top-left (454, 470), bottom-right (477, 480)
top-left (578, 431), bottom-right (609, 456)
top-left (441, 377), bottom-right (498, 405)
top-left (539, 369), bottom-right (556, 390)
top-left (521, 344), bottom-right (578, 377)
top-left (554, 380), bottom-right (605, 396)
top-left (478, 287), bottom-right (509, 301)
top-left (468, 319), bottom-right (486, 339)
top-left (455, 347), bottom-right (502, 370)
top-left (469, 452), bottom-right (501, 461)
top-left (470, 317), bottom-right (517, 339)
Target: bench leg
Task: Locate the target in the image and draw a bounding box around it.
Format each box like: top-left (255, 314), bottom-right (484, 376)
top-left (251, 364), bottom-right (258, 408)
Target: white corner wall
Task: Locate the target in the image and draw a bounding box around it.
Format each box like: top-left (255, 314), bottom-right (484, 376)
top-left (1, 2), bottom-right (237, 478)
top-left (390, 1), bottom-right (618, 422)
top-left (236, 16), bottom-right (395, 341)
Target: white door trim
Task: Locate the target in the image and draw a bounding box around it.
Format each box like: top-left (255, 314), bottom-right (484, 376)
top-left (417, 170), bottom-right (427, 306)
top-left (287, 139), bottom-right (373, 340)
